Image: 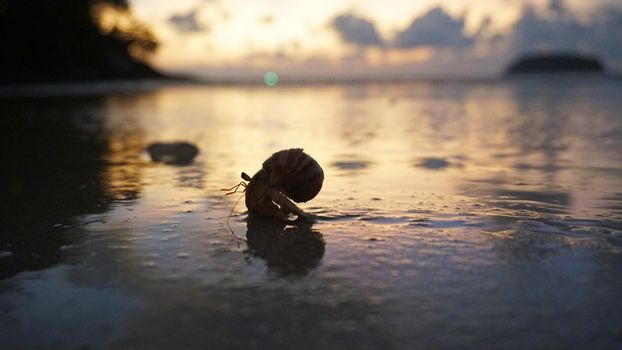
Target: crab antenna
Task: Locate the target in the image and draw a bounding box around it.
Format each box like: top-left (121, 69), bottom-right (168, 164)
top-left (220, 182), bottom-right (247, 195)
top-left (224, 193), bottom-right (247, 246)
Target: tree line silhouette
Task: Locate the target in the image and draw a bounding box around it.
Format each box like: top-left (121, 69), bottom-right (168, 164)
top-left (0, 0), bottom-right (162, 83)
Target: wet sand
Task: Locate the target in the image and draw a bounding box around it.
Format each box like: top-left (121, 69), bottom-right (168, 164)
top-left (1, 77), bottom-right (622, 349)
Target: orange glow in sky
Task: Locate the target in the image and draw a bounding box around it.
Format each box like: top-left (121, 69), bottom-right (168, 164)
top-left (128, 0), bottom-right (622, 80)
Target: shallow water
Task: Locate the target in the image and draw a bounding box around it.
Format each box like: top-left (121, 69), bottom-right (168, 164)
top-left (1, 77), bottom-right (622, 349)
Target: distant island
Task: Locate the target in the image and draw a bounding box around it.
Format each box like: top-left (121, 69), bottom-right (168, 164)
top-left (0, 0), bottom-right (165, 84)
top-left (505, 53), bottom-right (606, 75)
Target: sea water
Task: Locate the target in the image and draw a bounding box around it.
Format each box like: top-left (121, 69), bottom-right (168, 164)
top-left (1, 77), bottom-right (621, 349)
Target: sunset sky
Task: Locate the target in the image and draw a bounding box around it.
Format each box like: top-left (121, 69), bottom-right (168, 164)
top-left (128, 0), bottom-right (622, 80)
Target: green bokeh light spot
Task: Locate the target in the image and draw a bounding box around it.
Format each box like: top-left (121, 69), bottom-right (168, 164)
top-left (264, 71), bottom-right (278, 86)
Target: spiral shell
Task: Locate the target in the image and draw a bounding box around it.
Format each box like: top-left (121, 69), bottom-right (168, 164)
top-left (262, 148), bottom-right (324, 203)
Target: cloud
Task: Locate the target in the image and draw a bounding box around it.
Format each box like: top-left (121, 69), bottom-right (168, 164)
top-left (331, 14), bottom-right (383, 47)
top-left (506, 4), bottom-right (590, 54)
top-left (504, 0), bottom-right (622, 62)
top-left (169, 8), bottom-right (206, 32)
top-left (593, 6), bottom-right (622, 58)
top-left (548, 0), bottom-right (567, 17)
top-left (394, 7), bottom-right (473, 49)
top-left (259, 15), bottom-right (274, 25)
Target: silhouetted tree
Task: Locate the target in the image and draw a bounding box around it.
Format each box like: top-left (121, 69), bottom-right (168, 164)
top-left (0, 0), bottom-right (162, 83)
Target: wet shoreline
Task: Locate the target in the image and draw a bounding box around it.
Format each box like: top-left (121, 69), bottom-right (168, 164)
top-left (1, 79), bottom-right (622, 349)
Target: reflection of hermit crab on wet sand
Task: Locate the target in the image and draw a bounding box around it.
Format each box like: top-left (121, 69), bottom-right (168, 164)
top-left (222, 148), bottom-right (324, 222)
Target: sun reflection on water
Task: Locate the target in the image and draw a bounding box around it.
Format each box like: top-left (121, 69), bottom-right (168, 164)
top-left (2, 79), bottom-right (622, 349)
top-left (95, 81), bottom-right (622, 228)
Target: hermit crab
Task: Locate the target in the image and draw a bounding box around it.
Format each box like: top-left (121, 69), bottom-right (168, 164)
top-left (222, 148), bottom-right (324, 222)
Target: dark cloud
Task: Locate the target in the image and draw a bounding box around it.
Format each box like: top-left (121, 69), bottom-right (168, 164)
top-left (594, 6), bottom-right (622, 58)
top-left (507, 4), bottom-right (590, 53)
top-left (323, 1), bottom-right (622, 73)
top-left (505, 0), bottom-right (622, 62)
top-left (548, 0), bottom-right (567, 16)
top-left (473, 16), bottom-right (492, 39)
top-left (394, 7), bottom-right (473, 49)
top-left (331, 14), bottom-right (383, 47)
top-left (169, 9), bottom-right (206, 32)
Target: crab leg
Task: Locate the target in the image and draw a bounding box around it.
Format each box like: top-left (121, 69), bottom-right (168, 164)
top-left (220, 182), bottom-right (247, 195)
top-left (266, 188), bottom-right (316, 221)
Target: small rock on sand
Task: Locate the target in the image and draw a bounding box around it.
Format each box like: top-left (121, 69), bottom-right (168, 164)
top-left (147, 142), bottom-right (199, 165)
